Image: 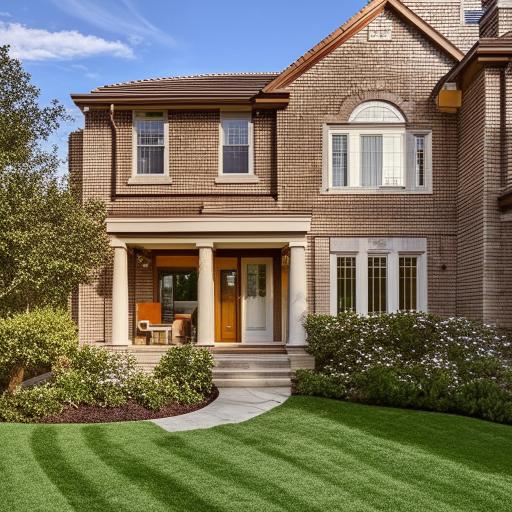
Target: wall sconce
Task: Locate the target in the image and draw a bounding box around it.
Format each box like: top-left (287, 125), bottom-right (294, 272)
top-left (136, 249), bottom-right (151, 269)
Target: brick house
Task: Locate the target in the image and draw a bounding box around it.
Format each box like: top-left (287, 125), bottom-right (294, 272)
top-left (69, 0), bottom-right (512, 384)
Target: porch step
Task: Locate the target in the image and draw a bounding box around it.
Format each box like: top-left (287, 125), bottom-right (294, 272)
top-left (212, 346), bottom-right (286, 355)
top-left (214, 377), bottom-right (293, 388)
top-left (213, 368), bottom-right (291, 379)
top-left (125, 345), bottom-right (294, 387)
top-left (212, 353), bottom-right (292, 387)
top-left (214, 354), bottom-right (290, 370)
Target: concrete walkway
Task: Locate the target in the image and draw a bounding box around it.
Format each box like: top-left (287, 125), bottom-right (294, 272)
top-left (152, 387), bottom-right (291, 432)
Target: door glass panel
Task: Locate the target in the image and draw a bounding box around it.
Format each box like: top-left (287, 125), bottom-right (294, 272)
top-left (246, 264), bottom-right (266, 330)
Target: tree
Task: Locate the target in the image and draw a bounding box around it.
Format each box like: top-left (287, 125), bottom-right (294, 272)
top-left (0, 45), bottom-right (111, 316)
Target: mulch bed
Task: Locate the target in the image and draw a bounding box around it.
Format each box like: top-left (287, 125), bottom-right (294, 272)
top-left (40, 387), bottom-right (219, 424)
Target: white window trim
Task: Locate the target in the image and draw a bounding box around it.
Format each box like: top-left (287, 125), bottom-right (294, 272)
top-left (323, 125), bottom-right (433, 194)
top-left (408, 131), bottom-right (433, 192)
top-left (217, 111), bottom-right (257, 184)
top-left (329, 237), bottom-right (428, 316)
top-left (129, 110), bottom-right (171, 185)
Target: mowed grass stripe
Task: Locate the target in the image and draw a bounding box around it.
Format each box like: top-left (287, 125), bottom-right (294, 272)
top-left (0, 397), bottom-right (511, 512)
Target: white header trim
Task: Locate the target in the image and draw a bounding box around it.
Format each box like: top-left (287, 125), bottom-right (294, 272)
top-left (106, 216), bottom-right (312, 234)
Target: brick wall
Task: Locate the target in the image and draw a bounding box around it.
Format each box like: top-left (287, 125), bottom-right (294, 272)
top-left (73, 2), bottom-right (512, 341)
top-left (278, 8), bottom-right (459, 317)
top-left (457, 70), bottom-right (486, 320)
top-left (480, 3), bottom-right (512, 36)
top-left (402, 0), bottom-right (481, 52)
top-left (456, 65), bottom-right (510, 326)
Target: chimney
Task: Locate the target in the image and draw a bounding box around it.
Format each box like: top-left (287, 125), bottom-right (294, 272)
top-left (480, 0), bottom-right (512, 37)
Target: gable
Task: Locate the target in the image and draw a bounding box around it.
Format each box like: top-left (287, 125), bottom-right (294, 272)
top-left (263, 0), bottom-right (464, 92)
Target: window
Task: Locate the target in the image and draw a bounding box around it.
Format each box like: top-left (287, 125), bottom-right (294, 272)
top-left (399, 257), bottom-right (418, 311)
top-left (464, 9), bottom-right (484, 25)
top-left (134, 112), bottom-right (166, 175)
top-left (159, 269), bottom-right (198, 323)
top-left (414, 135), bottom-right (425, 188)
top-left (220, 113), bottom-right (253, 175)
top-left (330, 238), bottom-right (427, 315)
top-left (337, 256), bottom-right (356, 312)
top-left (349, 101), bottom-right (404, 123)
top-left (368, 256), bottom-right (387, 314)
top-left (332, 134), bottom-right (348, 186)
top-left (326, 102), bottom-right (432, 193)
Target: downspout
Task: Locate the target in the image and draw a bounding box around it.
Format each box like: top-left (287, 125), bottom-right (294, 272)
top-left (109, 103), bottom-right (117, 201)
top-left (500, 67), bottom-right (508, 189)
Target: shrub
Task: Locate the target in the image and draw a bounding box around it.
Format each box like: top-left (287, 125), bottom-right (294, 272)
top-left (297, 311), bottom-right (512, 424)
top-left (53, 345), bottom-right (138, 408)
top-left (154, 345), bottom-right (214, 395)
top-left (294, 369), bottom-right (346, 399)
top-left (0, 385), bottom-right (63, 423)
top-left (0, 344), bottom-right (214, 422)
top-left (0, 308), bottom-right (77, 392)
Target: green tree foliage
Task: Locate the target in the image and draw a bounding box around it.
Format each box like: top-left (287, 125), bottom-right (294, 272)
top-left (0, 45), bottom-right (110, 315)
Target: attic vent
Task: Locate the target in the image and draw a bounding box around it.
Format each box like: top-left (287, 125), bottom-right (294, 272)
top-left (464, 9), bottom-right (484, 24)
top-left (368, 16), bottom-right (393, 41)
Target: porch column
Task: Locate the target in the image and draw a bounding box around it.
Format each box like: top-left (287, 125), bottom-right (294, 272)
top-left (111, 238), bottom-right (130, 345)
top-left (288, 242), bottom-right (308, 346)
top-left (196, 242), bottom-right (215, 346)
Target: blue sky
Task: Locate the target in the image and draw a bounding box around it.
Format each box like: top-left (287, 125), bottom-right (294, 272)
top-left (1, 0), bottom-right (366, 171)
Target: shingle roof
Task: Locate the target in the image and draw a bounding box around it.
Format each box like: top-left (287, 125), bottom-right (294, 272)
top-left (72, 73), bottom-right (279, 106)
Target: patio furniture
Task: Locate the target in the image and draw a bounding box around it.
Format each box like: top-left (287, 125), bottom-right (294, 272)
top-left (136, 303), bottom-right (173, 345)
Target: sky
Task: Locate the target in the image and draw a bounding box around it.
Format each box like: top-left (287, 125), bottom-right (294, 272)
top-left (0, 0), bottom-right (367, 172)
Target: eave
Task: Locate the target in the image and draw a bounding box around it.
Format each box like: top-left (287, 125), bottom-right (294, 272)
top-left (436, 39), bottom-right (512, 110)
top-left (71, 92), bottom-right (289, 110)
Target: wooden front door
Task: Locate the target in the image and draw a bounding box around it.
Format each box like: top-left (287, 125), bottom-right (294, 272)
top-left (214, 258), bottom-right (239, 342)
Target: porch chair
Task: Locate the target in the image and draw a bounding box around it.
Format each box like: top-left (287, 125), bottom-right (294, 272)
top-left (136, 303), bottom-right (173, 345)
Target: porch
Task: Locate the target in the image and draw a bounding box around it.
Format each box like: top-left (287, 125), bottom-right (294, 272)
top-left (107, 216), bottom-right (314, 381)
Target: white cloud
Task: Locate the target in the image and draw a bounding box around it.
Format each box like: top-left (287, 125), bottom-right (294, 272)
top-left (0, 11), bottom-right (11, 17)
top-left (0, 22), bottom-right (134, 61)
top-left (51, 0), bottom-right (176, 47)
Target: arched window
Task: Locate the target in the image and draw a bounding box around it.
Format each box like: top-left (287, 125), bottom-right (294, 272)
top-left (349, 101), bottom-right (405, 124)
top-left (326, 100), bottom-right (430, 192)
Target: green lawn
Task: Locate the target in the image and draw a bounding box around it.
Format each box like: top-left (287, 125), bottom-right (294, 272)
top-left (1, 397), bottom-right (512, 512)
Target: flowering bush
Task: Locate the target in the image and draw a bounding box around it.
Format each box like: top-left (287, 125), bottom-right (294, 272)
top-left (0, 345), bottom-right (214, 422)
top-left (295, 312), bottom-right (512, 424)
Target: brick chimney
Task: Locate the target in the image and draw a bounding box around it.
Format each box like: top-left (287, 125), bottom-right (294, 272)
top-left (480, 0), bottom-right (512, 37)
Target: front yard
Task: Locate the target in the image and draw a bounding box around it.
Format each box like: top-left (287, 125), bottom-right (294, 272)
top-left (2, 396), bottom-right (512, 512)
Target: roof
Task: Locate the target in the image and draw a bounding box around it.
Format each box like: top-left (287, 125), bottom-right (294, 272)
top-left (71, 0), bottom-right (466, 107)
top-left (263, 0), bottom-right (465, 92)
top-left (436, 37), bottom-right (512, 93)
top-left (71, 73), bottom-right (282, 107)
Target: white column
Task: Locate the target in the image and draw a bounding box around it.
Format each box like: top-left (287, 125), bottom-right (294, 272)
top-left (111, 238), bottom-right (130, 345)
top-left (196, 242), bottom-right (215, 346)
top-left (288, 242), bottom-right (308, 346)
